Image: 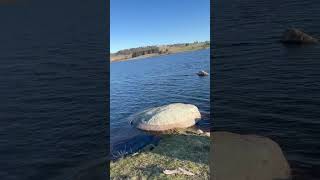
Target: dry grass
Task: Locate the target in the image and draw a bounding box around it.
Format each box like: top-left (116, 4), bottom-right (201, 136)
top-left (110, 133), bottom-right (210, 180)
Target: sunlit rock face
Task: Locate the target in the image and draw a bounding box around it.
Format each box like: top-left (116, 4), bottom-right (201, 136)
top-left (130, 103), bottom-right (201, 131)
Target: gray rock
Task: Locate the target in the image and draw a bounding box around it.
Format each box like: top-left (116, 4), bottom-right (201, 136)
top-left (197, 129), bottom-right (204, 134)
top-left (204, 132), bottom-right (210, 137)
top-left (281, 28), bottom-right (318, 44)
top-left (130, 103), bottom-right (201, 131)
top-left (197, 70), bottom-right (209, 76)
top-left (211, 132), bottom-right (291, 180)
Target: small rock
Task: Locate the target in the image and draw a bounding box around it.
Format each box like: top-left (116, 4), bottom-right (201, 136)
top-left (281, 28), bottom-right (318, 44)
top-left (197, 129), bottom-right (204, 134)
top-left (197, 70), bottom-right (209, 76)
top-left (205, 132), bottom-right (210, 137)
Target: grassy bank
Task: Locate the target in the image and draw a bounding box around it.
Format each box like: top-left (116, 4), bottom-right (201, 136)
top-left (110, 41), bottom-right (210, 62)
top-left (110, 132), bottom-right (210, 180)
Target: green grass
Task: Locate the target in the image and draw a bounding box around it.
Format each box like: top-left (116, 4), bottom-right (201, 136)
top-left (110, 133), bottom-right (210, 180)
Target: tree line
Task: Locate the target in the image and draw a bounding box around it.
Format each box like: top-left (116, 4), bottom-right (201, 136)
top-left (114, 46), bottom-right (160, 58)
top-left (113, 41), bottom-right (210, 58)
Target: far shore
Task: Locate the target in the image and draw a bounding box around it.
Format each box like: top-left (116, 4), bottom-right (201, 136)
top-left (110, 41), bottom-right (210, 62)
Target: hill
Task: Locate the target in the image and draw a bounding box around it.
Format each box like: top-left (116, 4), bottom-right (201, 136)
top-left (110, 41), bottom-right (210, 62)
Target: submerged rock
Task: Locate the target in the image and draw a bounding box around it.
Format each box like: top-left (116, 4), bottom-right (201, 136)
top-left (211, 132), bottom-right (291, 180)
top-left (197, 70), bottom-right (209, 76)
top-left (281, 28), bottom-right (318, 44)
top-left (130, 103), bottom-right (201, 131)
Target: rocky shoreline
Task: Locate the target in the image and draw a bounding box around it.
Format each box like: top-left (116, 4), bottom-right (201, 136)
top-left (110, 129), bottom-right (291, 180)
top-left (110, 103), bottom-right (291, 179)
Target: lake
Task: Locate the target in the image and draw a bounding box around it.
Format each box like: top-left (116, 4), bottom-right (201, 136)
top-left (110, 49), bottom-right (210, 157)
top-left (213, 0), bottom-right (320, 179)
top-left (0, 1), bottom-right (108, 179)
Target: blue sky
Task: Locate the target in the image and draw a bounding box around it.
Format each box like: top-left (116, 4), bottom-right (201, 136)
top-left (110, 0), bottom-right (210, 53)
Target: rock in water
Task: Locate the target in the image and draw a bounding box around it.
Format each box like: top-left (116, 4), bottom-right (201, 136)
top-left (130, 103), bottom-right (201, 131)
top-left (197, 70), bottom-right (209, 76)
top-left (197, 129), bottom-right (204, 134)
top-left (211, 132), bottom-right (291, 180)
top-left (281, 28), bottom-right (318, 44)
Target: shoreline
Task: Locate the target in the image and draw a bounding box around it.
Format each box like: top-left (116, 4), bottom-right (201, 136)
top-left (110, 129), bottom-right (210, 179)
top-left (111, 130), bottom-right (292, 180)
top-left (110, 42), bottom-right (210, 63)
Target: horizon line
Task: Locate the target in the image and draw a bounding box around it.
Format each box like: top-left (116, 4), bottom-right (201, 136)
top-left (110, 40), bottom-right (210, 53)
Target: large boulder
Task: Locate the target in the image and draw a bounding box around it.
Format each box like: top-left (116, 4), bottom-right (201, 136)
top-left (211, 132), bottom-right (291, 180)
top-left (281, 28), bottom-right (318, 44)
top-left (130, 103), bottom-right (201, 131)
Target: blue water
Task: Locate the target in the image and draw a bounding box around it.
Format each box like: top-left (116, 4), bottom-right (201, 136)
top-left (0, 1), bottom-right (108, 179)
top-left (110, 49), bottom-right (210, 156)
top-left (213, 0), bottom-right (320, 179)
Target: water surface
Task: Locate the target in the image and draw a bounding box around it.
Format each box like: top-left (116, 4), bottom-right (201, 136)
top-left (110, 49), bottom-right (210, 156)
top-left (213, 0), bottom-right (320, 179)
top-left (0, 1), bottom-right (107, 179)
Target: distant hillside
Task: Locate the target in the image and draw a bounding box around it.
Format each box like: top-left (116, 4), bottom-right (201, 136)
top-left (110, 41), bottom-right (210, 62)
